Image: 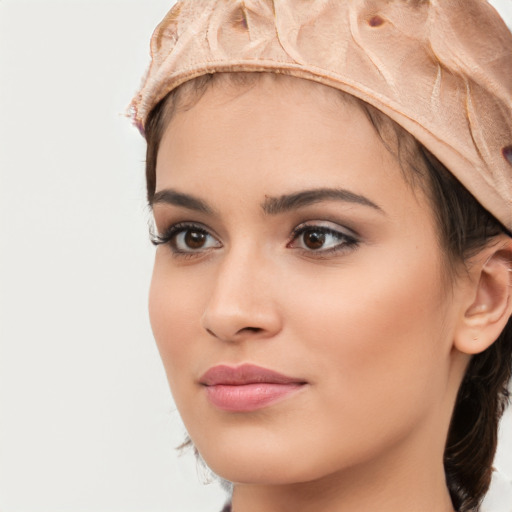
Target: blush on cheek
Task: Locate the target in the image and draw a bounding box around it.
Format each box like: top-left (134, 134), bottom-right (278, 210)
top-left (284, 242), bottom-right (449, 418)
top-left (148, 262), bottom-right (210, 396)
top-left (149, 275), bottom-right (185, 358)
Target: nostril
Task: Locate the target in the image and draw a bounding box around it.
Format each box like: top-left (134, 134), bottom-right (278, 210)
top-left (502, 145), bottom-right (512, 165)
top-left (368, 15), bottom-right (385, 27)
top-left (241, 327), bottom-right (262, 333)
top-left (204, 325), bottom-right (262, 340)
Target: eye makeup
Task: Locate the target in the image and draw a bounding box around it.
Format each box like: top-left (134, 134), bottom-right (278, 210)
top-left (151, 218), bottom-right (360, 262)
top-left (151, 221), bottom-right (222, 256)
top-left (288, 222), bottom-right (360, 256)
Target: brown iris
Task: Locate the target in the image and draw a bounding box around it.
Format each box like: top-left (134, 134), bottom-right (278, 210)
top-left (185, 230), bottom-right (207, 249)
top-left (303, 230), bottom-right (326, 250)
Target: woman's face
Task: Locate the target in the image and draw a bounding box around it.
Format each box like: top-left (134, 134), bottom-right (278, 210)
top-left (149, 75), bottom-right (466, 485)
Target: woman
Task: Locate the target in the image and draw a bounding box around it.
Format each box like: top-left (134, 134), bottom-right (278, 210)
top-left (130, 1), bottom-right (512, 511)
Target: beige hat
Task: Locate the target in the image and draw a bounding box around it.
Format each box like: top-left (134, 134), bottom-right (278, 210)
top-left (130, 0), bottom-right (512, 232)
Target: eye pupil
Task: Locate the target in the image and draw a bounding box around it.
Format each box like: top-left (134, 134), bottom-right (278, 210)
top-left (185, 230), bottom-right (207, 249)
top-left (304, 230), bottom-right (326, 250)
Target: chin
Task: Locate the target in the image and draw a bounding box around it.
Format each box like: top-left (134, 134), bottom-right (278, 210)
top-left (192, 431), bottom-right (311, 484)
top-left (205, 456), bottom-right (321, 486)
top-left (191, 430), bottom-right (359, 487)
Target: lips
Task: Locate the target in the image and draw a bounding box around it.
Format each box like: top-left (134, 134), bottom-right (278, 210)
top-left (199, 364), bottom-right (307, 412)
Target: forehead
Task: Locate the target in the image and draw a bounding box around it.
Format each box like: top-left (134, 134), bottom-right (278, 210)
top-left (155, 75), bottom-right (426, 214)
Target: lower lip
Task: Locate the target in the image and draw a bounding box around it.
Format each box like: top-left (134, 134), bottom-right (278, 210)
top-left (204, 383), bottom-right (304, 412)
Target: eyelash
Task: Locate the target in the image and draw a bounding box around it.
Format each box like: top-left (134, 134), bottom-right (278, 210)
top-left (288, 223), bottom-right (359, 256)
top-left (151, 221), bottom-right (359, 258)
top-left (151, 222), bottom-right (220, 257)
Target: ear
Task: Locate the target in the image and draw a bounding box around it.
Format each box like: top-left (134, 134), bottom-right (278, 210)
top-left (454, 236), bottom-right (512, 355)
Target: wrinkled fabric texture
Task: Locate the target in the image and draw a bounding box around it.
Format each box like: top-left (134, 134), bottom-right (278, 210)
top-left (130, 0), bottom-right (512, 231)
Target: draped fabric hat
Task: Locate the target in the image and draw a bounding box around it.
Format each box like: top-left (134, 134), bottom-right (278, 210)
top-left (130, 0), bottom-right (512, 232)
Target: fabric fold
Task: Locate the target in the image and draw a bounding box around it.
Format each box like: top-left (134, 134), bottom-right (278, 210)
top-left (130, 0), bottom-right (512, 232)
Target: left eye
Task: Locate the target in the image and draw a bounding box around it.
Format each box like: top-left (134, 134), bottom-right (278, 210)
top-left (289, 225), bottom-right (358, 252)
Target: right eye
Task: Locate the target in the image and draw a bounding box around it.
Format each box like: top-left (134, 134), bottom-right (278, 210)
top-left (152, 223), bottom-right (222, 254)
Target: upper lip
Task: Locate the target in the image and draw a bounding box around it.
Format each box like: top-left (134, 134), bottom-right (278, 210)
top-left (200, 364), bottom-right (306, 386)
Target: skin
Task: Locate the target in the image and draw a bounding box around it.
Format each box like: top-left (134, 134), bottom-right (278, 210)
top-left (149, 74), bottom-right (485, 512)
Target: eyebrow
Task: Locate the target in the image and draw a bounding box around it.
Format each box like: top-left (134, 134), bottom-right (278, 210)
top-left (262, 188), bottom-right (384, 215)
top-left (151, 187), bottom-right (384, 216)
top-left (152, 189), bottom-right (214, 214)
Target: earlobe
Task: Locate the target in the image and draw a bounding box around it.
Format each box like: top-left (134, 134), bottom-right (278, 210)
top-left (454, 237), bottom-right (512, 355)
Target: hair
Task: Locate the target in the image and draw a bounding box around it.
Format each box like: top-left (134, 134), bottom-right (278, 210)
top-left (143, 72), bottom-right (512, 512)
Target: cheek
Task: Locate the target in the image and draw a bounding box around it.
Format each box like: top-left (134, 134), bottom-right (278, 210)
top-left (284, 250), bottom-right (451, 435)
top-left (148, 254), bottom-right (205, 390)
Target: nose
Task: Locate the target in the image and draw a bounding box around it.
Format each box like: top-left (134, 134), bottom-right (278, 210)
top-left (201, 248), bottom-right (282, 343)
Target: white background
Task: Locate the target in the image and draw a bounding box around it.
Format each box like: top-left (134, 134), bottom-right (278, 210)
top-left (0, 1), bottom-right (511, 511)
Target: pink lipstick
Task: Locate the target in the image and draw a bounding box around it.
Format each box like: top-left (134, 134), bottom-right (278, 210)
top-left (200, 364), bottom-right (306, 412)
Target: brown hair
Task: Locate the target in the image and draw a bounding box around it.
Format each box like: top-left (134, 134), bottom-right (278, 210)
top-left (143, 72), bottom-right (512, 512)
